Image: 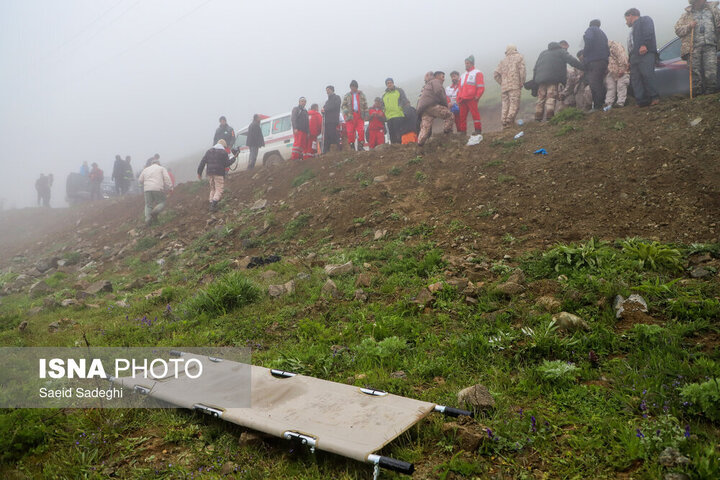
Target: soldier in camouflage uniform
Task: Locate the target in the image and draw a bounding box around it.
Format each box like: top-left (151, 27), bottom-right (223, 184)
top-left (493, 45), bottom-right (526, 128)
top-left (675, 0), bottom-right (720, 94)
top-left (559, 51), bottom-right (592, 111)
top-left (604, 41), bottom-right (630, 107)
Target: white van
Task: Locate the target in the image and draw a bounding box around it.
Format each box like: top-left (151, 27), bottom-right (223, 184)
top-left (232, 112), bottom-right (293, 169)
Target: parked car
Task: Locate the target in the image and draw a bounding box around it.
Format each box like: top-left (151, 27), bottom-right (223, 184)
top-left (655, 36), bottom-right (720, 97)
top-left (232, 113), bottom-right (292, 168)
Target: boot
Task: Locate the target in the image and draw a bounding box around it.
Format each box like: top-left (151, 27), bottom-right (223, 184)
top-left (357, 141), bottom-right (364, 151)
top-left (209, 200), bottom-right (218, 212)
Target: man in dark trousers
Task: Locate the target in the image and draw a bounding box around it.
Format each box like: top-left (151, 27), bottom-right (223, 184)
top-left (112, 155), bottom-right (129, 194)
top-left (246, 114), bottom-right (265, 170)
top-left (213, 116), bottom-right (235, 147)
top-left (322, 85), bottom-right (342, 153)
top-left (291, 97), bottom-right (310, 160)
top-left (583, 19), bottom-right (610, 110)
top-left (625, 8), bottom-right (659, 106)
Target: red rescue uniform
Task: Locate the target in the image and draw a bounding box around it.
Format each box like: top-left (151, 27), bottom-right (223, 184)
top-left (367, 107), bottom-right (386, 148)
top-left (457, 68), bottom-right (485, 133)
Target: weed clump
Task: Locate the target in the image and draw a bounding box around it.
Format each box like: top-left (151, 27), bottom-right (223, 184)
top-left (549, 107), bottom-right (584, 125)
top-left (185, 271), bottom-right (260, 316)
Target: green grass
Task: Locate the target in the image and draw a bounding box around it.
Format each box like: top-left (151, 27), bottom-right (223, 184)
top-left (2, 237), bottom-right (720, 479)
top-left (291, 168), bottom-right (316, 187)
top-left (549, 107), bottom-right (584, 124)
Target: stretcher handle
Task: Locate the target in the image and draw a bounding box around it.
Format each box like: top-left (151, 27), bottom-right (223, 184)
top-left (378, 456), bottom-right (414, 475)
top-left (434, 405), bottom-right (474, 418)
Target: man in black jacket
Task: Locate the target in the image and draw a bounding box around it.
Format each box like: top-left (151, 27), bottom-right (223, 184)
top-left (583, 19), bottom-right (610, 110)
top-left (213, 116), bottom-right (235, 147)
top-left (625, 8), bottom-right (659, 106)
top-left (112, 155), bottom-right (129, 195)
top-left (532, 42), bottom-right (584, 121)
top-left (291, 97), bottom-right (310, 160)
top-left (197, 139), bottom-right (235, 212)
top-left (322, 86), bottom-right (342, 153)
top-left (246, 114), bottom-right (265, 170)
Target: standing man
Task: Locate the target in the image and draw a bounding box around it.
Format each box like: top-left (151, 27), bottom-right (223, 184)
top-left (457, 55), bottom-right (485, 134)
top-left (35, 174), bottom-right (50, 207)
top-left (246, 114), bottom-right (265, 169)
top-left (291, 97), bottom-right (309, 160)
top-left (494, 45), bottom-right (526, 128)
top-left (341, 80), bottom-right (369, 151)
top-left (605, 40), bottom-right (630, 107)
top-left (322, 86), bottom-right (342, 153)
top-left (367, 97), bottom-right (386, 149)
top-left (583, 20), bottom-right (610, 110)
top-left (445, 71), bottom-right (461, 130)
top-left (417, 71), bottom-right (455, 146)
top-left (214, 116), bottom-right (235, 147)
top-left (197, 139), bottom-right (235, 212)
top-left (532, 42), bottom-right (584, 121)
top-left (382, 78), bottom-right (410, 144)
top-left (112, 155), bottom-right (128, 195)
top-left (138, 156), bottom-right (173, 225)
top-left (675, 0), bottom-right (720, 95)
top-left (89, 162), bottom-right (104, 201)
top-left (123, 156), bottom-right (135, 192)
top-left (307, 104), bottom-right (323, 157)
top-left (625, 8), bottom-right (659, 107)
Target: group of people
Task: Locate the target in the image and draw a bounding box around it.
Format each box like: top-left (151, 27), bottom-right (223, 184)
top-left (111, 155), bottom-right (135, 195)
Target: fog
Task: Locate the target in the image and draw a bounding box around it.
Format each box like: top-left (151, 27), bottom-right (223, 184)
top-left (0, 0), bottom-right (680, 209)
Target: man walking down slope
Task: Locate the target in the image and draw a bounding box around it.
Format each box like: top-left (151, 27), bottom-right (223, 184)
top-left (494, 45), bottom-right (526, 128)
top-left (457, 55), bottom-right (485, 134)
top-left (197, 139), bottom-right (235, 212)
top-left (138, 157), bottom-right (172, 225)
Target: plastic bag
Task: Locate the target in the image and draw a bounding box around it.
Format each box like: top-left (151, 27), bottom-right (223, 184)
top-left (466, 134), bottom-right (483, 146)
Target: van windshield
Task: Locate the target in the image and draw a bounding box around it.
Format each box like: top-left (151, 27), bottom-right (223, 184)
top-left (233, 134), bottom-right (247, 149)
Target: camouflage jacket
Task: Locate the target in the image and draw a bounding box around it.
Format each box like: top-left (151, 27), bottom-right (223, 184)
top-left (675, 1), bottom-right (720, 58)
top-left (607, 41), bottom-right (629, 78)
top-left (493, 49), bottom-right (526, 92)
top-left (341, 90), bottom-right (369, 121)
top-left (560, 67), bottom-right (585, 99)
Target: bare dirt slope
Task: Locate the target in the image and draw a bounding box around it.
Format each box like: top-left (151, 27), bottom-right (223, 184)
top-left (1, 95), bottom-right (718, 268)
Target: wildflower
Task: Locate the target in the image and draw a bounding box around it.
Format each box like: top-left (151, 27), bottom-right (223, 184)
top-left (531, 415), bottom-right (537, 433)
top-left (639, 400), bottom-right (647, 411)
top-left (517, 408), bottom-right (523, 416)
top-left (636, 428), bottom-right (644, 439)
top-left (486, 428), bottom-right (494, 439)
top-left (684, 425), bottom-right (691, 438)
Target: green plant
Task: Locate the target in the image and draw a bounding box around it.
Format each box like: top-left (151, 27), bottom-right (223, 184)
top-left (354, 336), bottom-right (407, 368)
top-left (555, 124), bottom-right (581, 136)
top-left (353, 217), bottom-right (366, 225)
top-left (408, 156), bottom-right (423, 165)
top-left (549, 107), bottom-right (584, 124)
top-left (283, 213), bottom-right (312, 239)
top-left (498, 174), bottom-right (515, 183)
top-left (184, 271), bottom-right (260, 316)
top-left (134, 236), bottom-right (159, 251)
top-left (415, 171), bottom-right (427, 182)
top-left (292, 168), bottom-right (315, 187)
top-left (388, 166), bottom-right (402, 176)
top-left (537, 359), bottom-right (579, 383)
top-left (613, 121), bottom-right (626, 130)
top-left (680, 378), bottom-right (720, 421)
top-left (621, 238), bottom-right (682, 270)
top-left (546, 238), bottom-right (614, 271)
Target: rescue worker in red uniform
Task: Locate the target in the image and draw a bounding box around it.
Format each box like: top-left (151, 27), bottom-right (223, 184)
top-left (457, 55), bottom-right (485, 133)
top-left (367, 97), bottom-right (386, 149)
top-left (307, 104), bottom-right (323, 158)
top-left (291, 97), bottom-right (309, 160)
top-left (341, 80), bottom-right (368, 150)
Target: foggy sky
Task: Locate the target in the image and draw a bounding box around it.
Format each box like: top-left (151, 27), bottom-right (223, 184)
top-left (0, 0), bottom-right (680, 209)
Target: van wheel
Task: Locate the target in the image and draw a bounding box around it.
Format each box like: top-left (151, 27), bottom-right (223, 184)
top-left (264, 153), bottom-right (283, 167)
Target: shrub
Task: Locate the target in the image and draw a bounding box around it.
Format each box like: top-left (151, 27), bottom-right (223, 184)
top-left (680, 378), bottom-right (720, 422)
top-left (537, 360), bottom-right (579, 384)
top-left (291, 168), bottom-right (315, 187)
top-left (549, 107), bottom-right (584, 124)
top-left (621, 238), bottom-right (682, 271)
top-left (185, 271), bottom-right (260, 316)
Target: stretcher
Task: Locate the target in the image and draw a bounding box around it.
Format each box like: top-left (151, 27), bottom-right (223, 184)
top-left (110, 352), bottom-right (471, 478)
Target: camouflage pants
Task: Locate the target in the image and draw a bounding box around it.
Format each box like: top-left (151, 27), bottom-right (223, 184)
top-left (535, 83), bottom-right (558, 121)
top-left (691, 44), bottom-right (718, 94)
top-left (417, 104), bottom-right (454, 145)
top-left (604, 73), bottom-right (630, 106)
top-left (501, 89), bottom-right (521, 127)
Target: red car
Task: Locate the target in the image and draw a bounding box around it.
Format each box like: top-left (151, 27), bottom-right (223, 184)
top-left (655, 36), bottom-right (720, 96)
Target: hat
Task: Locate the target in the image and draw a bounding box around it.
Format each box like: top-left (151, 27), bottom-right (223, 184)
top-left (350, 80), bottom-right (358, 87)
top-left (326, 85), bottom-right (335, 91)
top-left (218, 139), bottom-right (227, 147)
top-left (589, 19), bottom-right (601, 27)
top-left (465, 55), bottom-right (475, 64)
top-left (385, 77), bottom-right (394, 84)
top-left (506, 44), bottom-right (517, 54)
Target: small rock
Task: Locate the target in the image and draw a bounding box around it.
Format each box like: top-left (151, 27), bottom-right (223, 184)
top-left (658, 447), bottom-right (691, 468)
top-left (75, 291), bottom-right (93, 300)
top-left (664, 474), bottom-right (690, 480)
top-left (48, 321), bottom-right (60, 333)
top-left (507, 270), bottom-right (526, 285)
top-left (363, 262), bottom-right (372, 269)
top-left (354, 289), bottom-right (368, 302)
top-left (441, 421), bottom-right (487, 451)
top-left (391, 370), bottom-right (407, 379)
top-left (239, 431), bottom-right (266, 445)
top-left (116, 300), bottom-right (129, 308)
top-left (36, 257), bottom-right (59, 273)
top-left (321, 279), bottom-right (340, 297)
top-left (465, 296), bottom-right (478, 305)
top-left (428, 282), bottom-right (444, 293)
top-left (690, 267), bottom-right (711, 279)
top-left (29, 280), bottom-right (53, 298)
top-left (689, 117), bottom-right (702, 127)
top-left (553, 312), bottom-right (590, 332)
top-left (413, 288), bottom-right (433, 307)
top-left (535, 296), bottom-right (562, 313)
top-left (296, 272), bottom-right (311, 280)
top-left (457, 384), bottom-right (496, 411)
top-left (373, 175), bottom-right (388, 183)
top-left (613, 294), bottom-right (648, 319)
top-left (43, 296), bottom-right (59, 309)
top-left (250, 199), bottom-right (268, 210)
top-left (220, 462), bottom-right (238, 475)
top-left (355, 273), bottom-right (372, 288)
top-left (87, 280), bottom-right (113, 295)
top-left (144, 289), bottom-right (163, 300)
top-left (688, 252), bottom-right (712, 265)
top-left (496, 281), bottom-right (525, 296)
top-left (60, 299), bottom-right (78, 307)
top-left (374, 229), bottom-right (387, 240)
top-left (260, 270), bottom-right (278, 281)
top-left (18, 321), bottom-right (28, 332)
top-left (268, 280), bottom-right (295, 298)
top-left (324, 261), bottom-right (353, 277)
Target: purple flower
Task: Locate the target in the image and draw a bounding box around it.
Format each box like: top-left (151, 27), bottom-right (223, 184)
top-left (684, 425), bottom-right (691, 438)
top-left (639, 400), bottom-right (647, 411)
top-left (531, 416), bottom-right (537, 433)
top-left (486, 428), bottom-right (494, 439)
top-left (517, 408), bottom-right (523, 417)
top-left (636, 428), bottom-right (644, 439)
